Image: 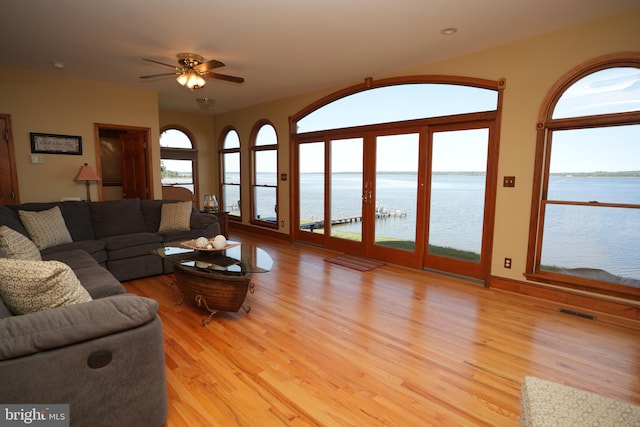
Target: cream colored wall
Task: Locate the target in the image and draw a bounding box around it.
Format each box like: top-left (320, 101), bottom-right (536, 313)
top-left (0, 66), bottom-right (160, 203)
top-left (212, 10), bottom-right (640, 281)
top-left (158, 109), bottom-right (216, 210)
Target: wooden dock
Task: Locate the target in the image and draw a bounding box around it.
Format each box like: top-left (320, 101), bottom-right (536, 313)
top-left (301, 210), bottom-right (406, 231)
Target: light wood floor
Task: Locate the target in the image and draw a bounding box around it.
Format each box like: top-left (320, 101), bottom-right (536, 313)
top-left (125, 231), bottom-right (640, 426)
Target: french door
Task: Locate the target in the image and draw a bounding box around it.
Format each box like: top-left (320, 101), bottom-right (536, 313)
top-left (423, 123), bottom-right (496, 279)
top-left (295, 120), bottom-right (496, 281)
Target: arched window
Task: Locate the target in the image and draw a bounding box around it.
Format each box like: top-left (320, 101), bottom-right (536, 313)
top-left (220, 128), bottom-right (241, 218)
top-left (250, 122), bottom-right (278, 227)
top-left (159, 127), bottom-right (198, 197)
top-left (527, 55), bottom-right (640, 300)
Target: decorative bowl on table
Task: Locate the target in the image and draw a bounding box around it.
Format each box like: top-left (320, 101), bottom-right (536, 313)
top-left (180, 236), bottom-right (239, 252)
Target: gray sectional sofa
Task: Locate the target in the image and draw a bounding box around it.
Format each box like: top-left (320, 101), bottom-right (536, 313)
top-left (0, 198), bottom-right (220, 281)
top-left (0, 198), bottom-right (221, 426)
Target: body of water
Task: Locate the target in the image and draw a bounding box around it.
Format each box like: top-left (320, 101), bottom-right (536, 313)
top-left (299, 172), bottom-right (639, 281)
top-left (205, 172), bottom-right (640, 281)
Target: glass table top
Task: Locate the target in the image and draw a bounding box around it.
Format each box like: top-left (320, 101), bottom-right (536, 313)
top-left (156, 240), bottom-right (273, 275)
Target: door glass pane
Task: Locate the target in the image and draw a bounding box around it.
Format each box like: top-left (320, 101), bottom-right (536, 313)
top-left (428, 129), bottom-right (488, 262)
top-left (330, 138), bottom-right (363, 242)
top-left (299, 142), bottom-right (325, 234)
top-left (375, 133), bottom-right (419, 251)
top-left (541, 204), bottom-right (640, 284)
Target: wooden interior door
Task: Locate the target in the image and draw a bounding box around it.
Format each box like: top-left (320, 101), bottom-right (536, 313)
top-left (0, 115), bottom-right (19, 205)
top-left (120, 131), bottom-right (149, 199)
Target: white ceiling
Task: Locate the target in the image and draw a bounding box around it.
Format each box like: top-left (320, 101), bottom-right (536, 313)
top-left (2, 0), bottom-right (638, 114)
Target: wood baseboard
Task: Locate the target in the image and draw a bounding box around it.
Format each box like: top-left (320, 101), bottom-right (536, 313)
top-left (228, 221), bottom-right (290, 241)
top-left (489, 275), bottom-right (640, 325)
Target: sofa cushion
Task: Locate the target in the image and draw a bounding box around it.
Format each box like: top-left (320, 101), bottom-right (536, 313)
top-left (140, 199), bottom-right (168, 232)
top-left (0, 226), bottom-right (41, 261)
top-left (158, 201), bottom-right (192, 232)
top-left (0, 295), bottom-right (158, 360)
top-left (101, 232), bottom-right (162, 264)
top-left (107, 255), bottom-right (164, 282)
top-left (0, 299), bottom-right (12, 318)
top-left (41, 240), bottom-right (107, 264)
top-left (0, 259), bottom-right (92, 315)
top-left (89, 198), bottom-right (146, 239)
top-left (19, 206), bottom-right (73, 250)
top-left (13, 201), bottom-right (96, 241)
top-left (73, 266), bottom-right (127, 298)
top-left (101, 232), bottom-right (163, 252)
top-left (157, 228), bottom-right (209, 243)
top-left (42, 248), bottom-right (99, 270)
top-left (0, 205), bottom-right (29, 237)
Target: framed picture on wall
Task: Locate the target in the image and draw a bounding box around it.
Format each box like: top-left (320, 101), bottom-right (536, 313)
top-left (30, 132), bottom-right (82, 155)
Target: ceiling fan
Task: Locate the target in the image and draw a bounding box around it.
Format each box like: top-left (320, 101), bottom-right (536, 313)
top-left (139, 53), bottom-right (244, 91)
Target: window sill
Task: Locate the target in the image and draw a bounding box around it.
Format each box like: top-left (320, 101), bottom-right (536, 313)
top-left (524, 271), bottom-right (640, 303)
top-left (250, 219), bottom-right (278, 230)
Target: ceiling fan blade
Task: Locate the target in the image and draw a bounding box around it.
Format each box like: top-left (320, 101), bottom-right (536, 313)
top-left (139, 72), bottom-right (179, 79)
top-left (203, 71), bottom-right (245, 84)
top-left (142, 58), bottom-right (180, 70)
top-left (194, 59), bottom-right (225, 72)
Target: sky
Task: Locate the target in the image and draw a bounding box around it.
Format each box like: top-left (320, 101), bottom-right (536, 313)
top-left (163, 69), bottom-right (640, 175)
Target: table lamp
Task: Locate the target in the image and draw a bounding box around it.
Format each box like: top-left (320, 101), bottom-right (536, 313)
top-left (74, 163), bottom-right (100, 201)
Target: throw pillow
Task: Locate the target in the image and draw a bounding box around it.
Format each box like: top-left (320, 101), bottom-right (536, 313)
top-left (89, 198), bottom-right (146, 239)
top-left (0, 225), bottom-right (41, 261)
top-left (0, 259), bottom-right (92, 315)
top-left (19, 206), bottom-right (73, 250)
top-left (158, 201), bottom-right (192, 232)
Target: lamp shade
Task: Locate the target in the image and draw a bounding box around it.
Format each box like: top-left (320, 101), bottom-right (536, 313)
top-left (74, 163), bottom-right (100, 182)
top-left (176, 69), bottom-right (206, 90)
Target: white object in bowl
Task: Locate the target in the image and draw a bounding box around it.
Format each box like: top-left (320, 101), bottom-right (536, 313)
top-left (212, 235), bottom-right (227, 249)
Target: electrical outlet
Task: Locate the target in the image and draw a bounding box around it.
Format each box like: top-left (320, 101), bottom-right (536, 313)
top-left (504, 258), bottom-right (512, 269)
top-left (503, 176), bottom-right (515, 187)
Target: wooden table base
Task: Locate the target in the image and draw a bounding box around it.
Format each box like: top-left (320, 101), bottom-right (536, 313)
top-left (173, 264), bottom-right (254, 326)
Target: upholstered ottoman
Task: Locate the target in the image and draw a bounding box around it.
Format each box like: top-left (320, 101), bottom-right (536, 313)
top-left (520, 376), bottom-right (640, 426)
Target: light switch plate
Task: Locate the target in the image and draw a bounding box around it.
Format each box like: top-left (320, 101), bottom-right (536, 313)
top-left (31, 154), bottom-right (44, 164)
top-left (503, 176), bottom-right (515, 187)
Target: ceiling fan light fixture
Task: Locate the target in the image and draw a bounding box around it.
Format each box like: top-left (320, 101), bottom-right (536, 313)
top-left (176, 69), bottom-right (206, 91)
top-left (440, 27), bottom-right (458, 36)
top-left (196, 97), bottom-right (216, 110)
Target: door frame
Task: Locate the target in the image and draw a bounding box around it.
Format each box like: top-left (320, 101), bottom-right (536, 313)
top-left (292, 111), bottom-right (500, 281)
top-left (93, 123), bottom-right (153, 200)
top-left (421, 120), bottom-right (499, 281)
top-left (0, 114), bottom-right (20, 205)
